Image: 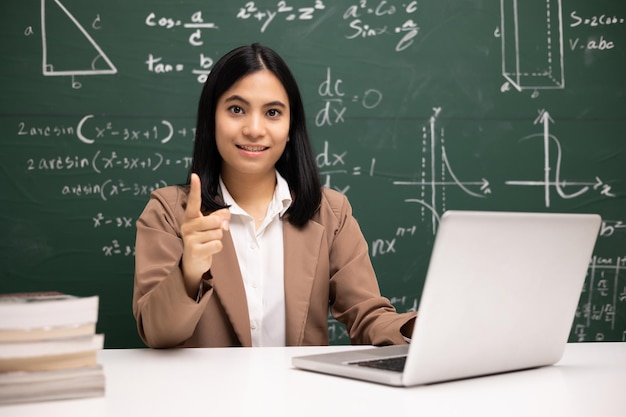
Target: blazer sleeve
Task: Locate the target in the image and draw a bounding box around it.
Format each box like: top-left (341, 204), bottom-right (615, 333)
top-left (132, 187), bottom-right (211, 348)
top-left (322, 190), bottom-right (416, 345)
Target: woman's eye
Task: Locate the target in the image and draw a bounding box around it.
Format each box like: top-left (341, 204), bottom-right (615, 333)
top-left (267, 109), bottom-right (281, 117)
top-left (229, 106), bottom-right (243, 114)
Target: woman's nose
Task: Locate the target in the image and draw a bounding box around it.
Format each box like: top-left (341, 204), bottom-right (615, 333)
top-left (242, 114), bottom-right (266, 138)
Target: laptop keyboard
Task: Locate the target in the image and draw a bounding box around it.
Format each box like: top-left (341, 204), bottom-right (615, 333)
top-left (350, 355), bottom-right (407, 372)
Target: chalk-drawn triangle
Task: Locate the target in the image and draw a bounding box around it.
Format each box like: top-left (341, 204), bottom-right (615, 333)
top-left (41, 0), bottom-right (117, 76)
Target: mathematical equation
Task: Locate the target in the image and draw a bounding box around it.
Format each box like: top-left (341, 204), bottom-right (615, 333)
top-left (102, 240), bottom-right (135, 258)
top-left (92, 214), bottom-right (136, 257)
top-left (93, 213), bottom-right (135, 229)
top-left (315, 67), bottom-right (383, 127)
top-left (237, 0), bottom-right (420, 52)
top-left (61, 179), bottom-right (168, 201)
top-left (342, 0), bottom-right (419, 51)
top-left (144, 9), bottom-right (217, 82)
top-left (142, 1), bottom-right (419, 83)
top-left (573, 256), bottom-right (626, 342)
top-left (27, 151), bottom-right (191, 173)
top-left (17, 115), bottom-right (195, 144)
top-left (236, 0), bottom-right (326, 33)
top-left (144, 2), bottom-right (327, 83)
top-left (569, 10), bottom-right (625, 51)
top-left (316, 140), bottom-right (377, 194)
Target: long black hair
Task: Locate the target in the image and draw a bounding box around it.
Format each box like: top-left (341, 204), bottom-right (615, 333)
top-left (189, 43), bottom-right (322, 228)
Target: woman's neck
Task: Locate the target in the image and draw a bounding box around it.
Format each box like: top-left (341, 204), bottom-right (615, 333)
top-left (222, 170), bottom-right (277, 223)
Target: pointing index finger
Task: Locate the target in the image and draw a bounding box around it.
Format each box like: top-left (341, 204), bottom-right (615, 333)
top-left (185, 173), bottom-right (203, 219)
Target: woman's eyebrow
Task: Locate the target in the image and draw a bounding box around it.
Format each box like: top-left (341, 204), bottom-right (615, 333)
top-left (264, 100), bottom-right (287, 108)
top-left (223, 95), bottom-right (286, 108)
top-left (223, 94), bottom-right (249, 105)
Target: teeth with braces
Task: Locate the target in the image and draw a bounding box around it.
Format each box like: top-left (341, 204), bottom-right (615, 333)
top-left (238, 145), bottom-right (267, 151)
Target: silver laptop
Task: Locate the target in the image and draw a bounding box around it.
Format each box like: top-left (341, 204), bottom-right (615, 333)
top-left (292, 210), bottom-right (601, 387)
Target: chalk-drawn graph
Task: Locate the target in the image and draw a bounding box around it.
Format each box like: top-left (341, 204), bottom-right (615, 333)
top-left (394, 108), bottom-right (491, 233)
top-left (41, 0), bottom-right (117, 87)
top-left (505, 109), bottom-right (615, 207)
top-left (500, 0), bottom-right (564, 92)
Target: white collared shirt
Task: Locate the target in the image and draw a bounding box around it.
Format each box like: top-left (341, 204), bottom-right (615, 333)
top-left (219, 171), bottom-right (292, 347)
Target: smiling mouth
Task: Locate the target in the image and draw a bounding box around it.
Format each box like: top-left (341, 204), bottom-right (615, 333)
top-left (237, 145), bottom-right (269, 152)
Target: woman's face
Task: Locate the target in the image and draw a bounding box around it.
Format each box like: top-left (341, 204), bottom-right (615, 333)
top-left (214, 69), bottom-right (290, 181)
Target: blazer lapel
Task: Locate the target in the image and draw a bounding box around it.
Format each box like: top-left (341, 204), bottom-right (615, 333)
top-left (210, 230), bottom-right (252, 347)
top-left (283, 220), bottom-right (325, 345)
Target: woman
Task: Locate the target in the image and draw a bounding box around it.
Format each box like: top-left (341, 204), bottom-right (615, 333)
top-left (133, 43), bottom-right (416, 348)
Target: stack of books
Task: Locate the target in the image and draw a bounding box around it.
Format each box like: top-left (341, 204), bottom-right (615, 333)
top-left (0, 292), bottom-right (105, 405)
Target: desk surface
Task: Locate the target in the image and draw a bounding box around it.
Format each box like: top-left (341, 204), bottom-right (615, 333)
top-left (2, 342), bottom-right (625, 417)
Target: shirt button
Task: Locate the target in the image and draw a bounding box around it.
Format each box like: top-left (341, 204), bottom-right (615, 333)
top-left (250, 242), bottom-right (258, 250)
top-left (250, 321), bottom-right (257, 330)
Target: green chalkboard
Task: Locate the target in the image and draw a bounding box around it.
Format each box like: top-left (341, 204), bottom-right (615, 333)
top-left (1, 0), bottom-right (624, 347)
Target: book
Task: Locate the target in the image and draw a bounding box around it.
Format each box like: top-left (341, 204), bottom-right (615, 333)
top-left (0, 334), bottom-right (105, 372)
top-left (0, 291), bottom-right (106, 403)
top-left (0, 322), bottom-right (96, 343)
top-left (0, 292), bottom-right (99, 341)
top-left (0, 364), bottom-right (105, 405)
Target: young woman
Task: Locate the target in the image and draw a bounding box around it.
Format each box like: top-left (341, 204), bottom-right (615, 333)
top-left (132, 43), bottom-right (416, 348)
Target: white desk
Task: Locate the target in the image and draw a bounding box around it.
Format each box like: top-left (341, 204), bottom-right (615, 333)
top-left (2, 342), bottom-right (625, 417)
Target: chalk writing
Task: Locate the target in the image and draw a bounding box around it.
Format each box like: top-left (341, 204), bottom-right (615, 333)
top-left (567, 8), bottom-right (623, 52)
top-left (102, 240), bottom-right (135, 257)
top-left (17, 121), bottom-right (75, 137)
top-left (26, 151), bottom-right (192, 173)
top-left (236, 1), bottom-right (326, 33)
top-left (145, 53), bottom-right (215, 83)
top-left (568, 36), bottom-right (616, 51)
top-left (60, 179), bottom-right (167, 201)
top-left (145, 11), bottom-right (218, 46)
top-left (371, 224), bottom-right (418, 258)
top-left (316, 140), bottom-right (376, 194)
top-left (144, 11), bottom-right (218, 80)
top-left (16, 114), bottom-right (196, 144)
top-left (343, 0), bottom-right (419, 51)
top-left (573, 256), bottom-right (626, 341)
top-left (328, 317), bottom-right (350, 342)
top-left (390, 295), bottom-right (418, 312)
top-left (92, 213), bottom-right (135, 229)
top-left (570, 11), bottom-right (625, 27)
top-left (600, 220), bottom-right (626, 238)
top-left (315, 67), bottom-right (383, 127)
top-left (74, 115), bottom-right (194, 144)
top-left (94, 151), bottom-right (192, 173)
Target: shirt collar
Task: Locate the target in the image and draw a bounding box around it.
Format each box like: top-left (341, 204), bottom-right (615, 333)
top-left (219, 170), bottom-right (292, 219)
top-left (273, 171), bottom-right (293, 218)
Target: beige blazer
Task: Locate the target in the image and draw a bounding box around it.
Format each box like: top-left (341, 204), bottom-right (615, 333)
top-left (133, 186), bottom-right (415, 348)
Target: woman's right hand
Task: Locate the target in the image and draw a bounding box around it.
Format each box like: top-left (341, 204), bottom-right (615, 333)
top-left (180, 173), bottom-right (230, 298)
